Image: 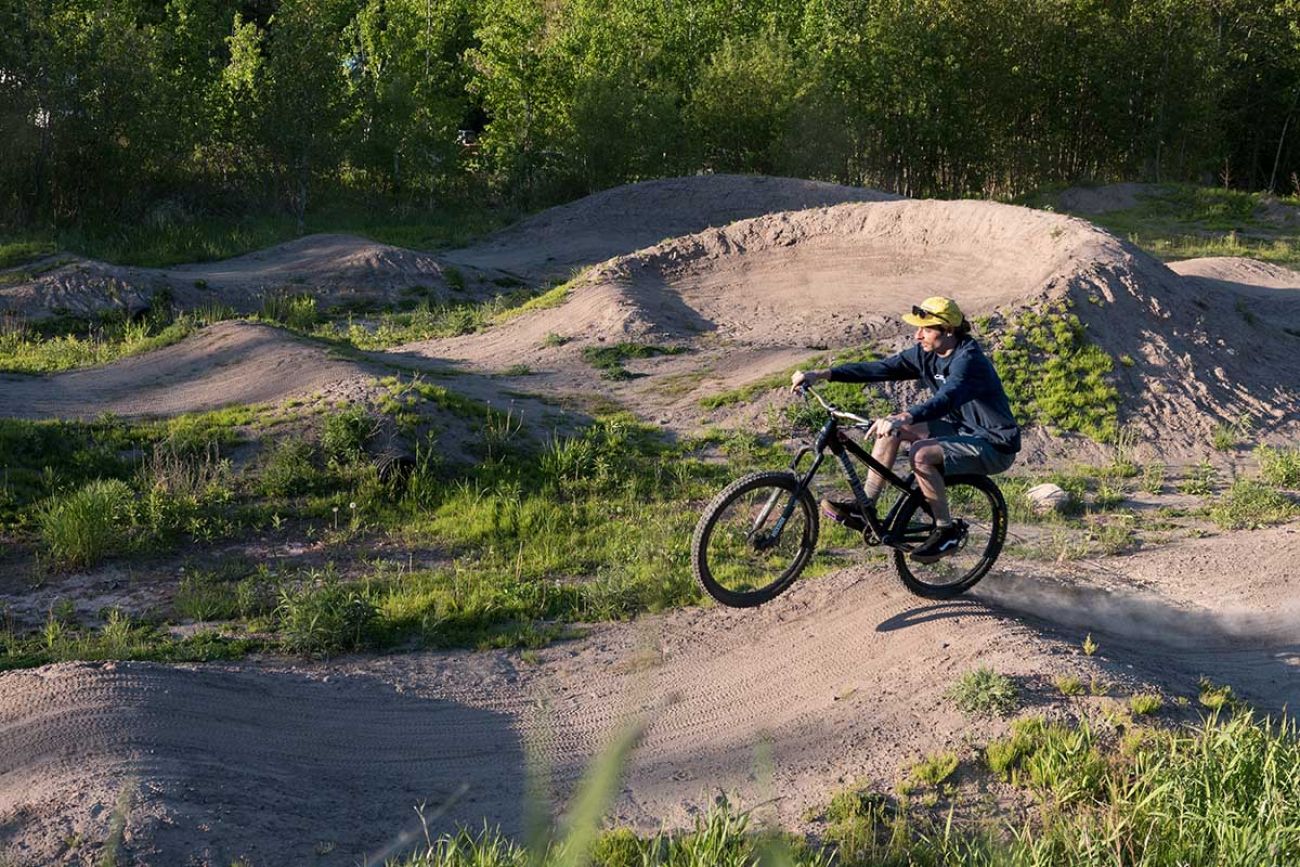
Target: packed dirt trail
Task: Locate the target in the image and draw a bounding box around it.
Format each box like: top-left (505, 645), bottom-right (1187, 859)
top-left (3, 530), bottom-right (1299, 865)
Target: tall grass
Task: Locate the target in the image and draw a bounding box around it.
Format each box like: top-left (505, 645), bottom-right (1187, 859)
top-left (37, 478), bottom-right (134, 568)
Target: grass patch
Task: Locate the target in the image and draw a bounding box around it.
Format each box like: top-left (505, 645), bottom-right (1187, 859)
top-left (0, 239), bottom-right (57, 269)
top-left (392, 709), bottom-right (1300, 865)
top-left (1208, 479), bottom-right (1296, 529)
top-left (1257, 444), bottom-right (1300, 487)
top-left (1055, 183), bottom-right (1300, 269)
top-left (0, 307), bottom-right (234, 374)
top-left (990, 304), bottom-right (1120, 442)
top-left (948, 667), bottom-right (1019, 717)
top-left (581, 343), bottom-right (686, 380)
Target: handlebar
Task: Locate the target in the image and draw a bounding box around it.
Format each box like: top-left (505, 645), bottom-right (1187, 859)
top-left (797, 385), bottom-right (875, 427)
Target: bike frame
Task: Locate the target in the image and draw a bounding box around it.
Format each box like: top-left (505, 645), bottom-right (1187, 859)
top-left (776, 388), bottom-right (926, 548)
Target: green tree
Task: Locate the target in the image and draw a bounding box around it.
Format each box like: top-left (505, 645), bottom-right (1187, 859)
top-left (259, 0), bottom-right (351, 231)
top-left (687, 33), bottom-right (800, 174)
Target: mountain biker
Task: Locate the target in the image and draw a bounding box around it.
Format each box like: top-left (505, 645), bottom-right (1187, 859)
top-left (790, 296), bottom-right (1020, 562)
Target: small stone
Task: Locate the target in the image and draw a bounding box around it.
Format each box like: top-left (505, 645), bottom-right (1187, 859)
top-left (1026, 482), bottom-right (1070, 514)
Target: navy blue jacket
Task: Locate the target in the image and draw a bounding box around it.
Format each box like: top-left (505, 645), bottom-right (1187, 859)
top-left (829, 337), bottom-right (1021, 453)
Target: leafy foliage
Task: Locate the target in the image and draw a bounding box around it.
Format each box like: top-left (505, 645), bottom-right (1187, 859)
top-left (5, 1), bottom-right (1300, 233)
top-left (991, 305), bottom-right (1120, 442)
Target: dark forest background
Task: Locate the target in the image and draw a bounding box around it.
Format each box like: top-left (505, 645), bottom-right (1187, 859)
top-left (3, 0), bottom-right (1298, 236)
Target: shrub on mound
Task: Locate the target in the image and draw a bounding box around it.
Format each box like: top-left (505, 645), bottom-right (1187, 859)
top-left (38, 478), bottom-right (134, 568)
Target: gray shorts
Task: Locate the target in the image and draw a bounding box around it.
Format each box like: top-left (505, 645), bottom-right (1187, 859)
top-left (924, 421), bottom-right (1016, 477)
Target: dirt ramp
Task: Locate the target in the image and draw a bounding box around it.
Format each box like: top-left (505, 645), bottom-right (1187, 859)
top-left (428, 198), bottom-right (1299, 453)
top-left (1169, 257), bottom-right (1300, 334)
top-left (2, 235), bottom-right (460, 322)
top-left (0, 662), bottom-right (528, 866)
top-left (0, 321), bottom-right (367, 420)
top-left (161, 233), bottom-right (450, 295)
top-left (424, 199), bottom-right (1094, 366)
top-left (444, 175), bottom-right (900, 280)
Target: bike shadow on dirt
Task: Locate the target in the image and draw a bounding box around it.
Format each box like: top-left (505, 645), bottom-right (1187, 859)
top-left (875, 571), bottom-right (1300, 715)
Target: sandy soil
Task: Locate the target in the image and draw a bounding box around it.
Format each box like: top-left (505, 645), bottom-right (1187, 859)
top-left (443, 174), bottom-right (900, 281)
top-left (3, 530), bottom-right (1298, 865)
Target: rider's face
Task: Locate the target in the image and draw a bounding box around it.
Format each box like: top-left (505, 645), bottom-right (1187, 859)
top-left (915, 325), bottom-right (950, 353)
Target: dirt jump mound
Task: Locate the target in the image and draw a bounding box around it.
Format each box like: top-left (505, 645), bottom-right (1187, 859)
top-left (443, 174), bottom-right (900, 281)
top-left (1, 235), bottom-right (459, 322)
top-left (0, 320), bottom-right (369, 420)
top-left (426, 198), bottom-right (1299, 453)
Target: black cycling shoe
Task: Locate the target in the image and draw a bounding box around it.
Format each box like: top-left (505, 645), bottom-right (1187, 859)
top-left (911, 520), bottom-right (967, 563)
top-left (820, 497), bottom-right (870, 533)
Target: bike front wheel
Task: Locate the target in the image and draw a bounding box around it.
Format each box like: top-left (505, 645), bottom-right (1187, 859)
top-left (691, 471), bottom-right (819, 608)
top-left (889, 474), bottom-right (1007, 599)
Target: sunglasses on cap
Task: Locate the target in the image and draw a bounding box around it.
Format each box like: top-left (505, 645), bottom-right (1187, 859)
top-left (911, 305), bottom-right (942, 321)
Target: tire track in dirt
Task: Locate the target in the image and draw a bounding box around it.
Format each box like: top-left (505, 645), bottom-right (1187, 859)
top-left (0, 568), bottom-right (1108, 865)
top-left (3, 547), bottom-right (1299, 864)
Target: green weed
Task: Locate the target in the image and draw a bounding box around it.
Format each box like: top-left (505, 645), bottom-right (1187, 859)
top-left (37, 478), bottom-right (134, 568)
top-left (1257, 445), bottom-right (1300, 487)
top-left (260, 293), bottom-right (321, 331)
top-left (1179, 460), bottom-right (1218, 496)
top-left (1054, 674), bottom-right (1084, 696)
top-left (948, 667), bottom-right (1018, 717)
top-left (908, 751), bottom-right (959, 787)
top-left (1129, 693), bottom-right (1164, 716)
top-left (991, 305), bottom-right (1120, 442)
top-left (276, 570), bottom-right (379, 656)
top-left (321, 407), bottom-right (376, 466)
top-left (1208, 480), bottom-right (1296, 529)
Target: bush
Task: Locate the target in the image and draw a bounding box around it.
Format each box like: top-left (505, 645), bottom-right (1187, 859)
top-left (38, 478), bottom-right (134, 568)
top-left (321, 407), bottom-right (375, 466)
top-left (276, 575), bottom-right (379, 655)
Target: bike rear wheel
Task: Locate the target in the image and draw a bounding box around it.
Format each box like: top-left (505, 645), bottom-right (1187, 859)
top-left (889, 474), bottom-right (1006, 598)
top-left (692, 471), bottom-right (819, 608)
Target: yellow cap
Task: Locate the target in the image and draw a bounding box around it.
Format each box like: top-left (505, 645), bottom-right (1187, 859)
top-left (902, 296), bottom-right (965, 329)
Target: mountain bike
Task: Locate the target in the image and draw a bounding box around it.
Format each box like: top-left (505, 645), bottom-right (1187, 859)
top-left (690, 387), bottom-right (1007, 607)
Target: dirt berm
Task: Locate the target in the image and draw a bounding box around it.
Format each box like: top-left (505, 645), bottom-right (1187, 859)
top-left (420, 198), bottom-right (1300, 456)
top-left (0, 235), bottom-right (459, 322)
